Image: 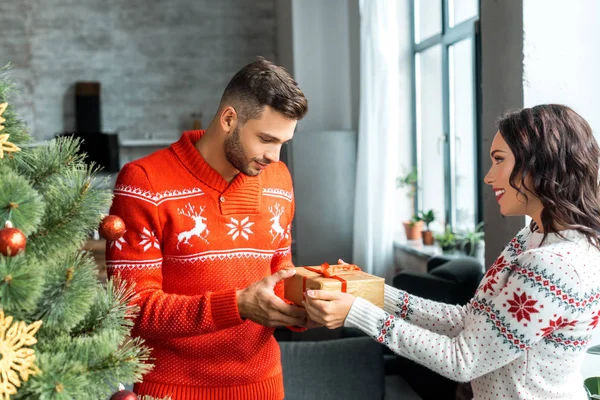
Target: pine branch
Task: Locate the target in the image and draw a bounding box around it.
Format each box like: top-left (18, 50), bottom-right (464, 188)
top-left (73, 277), bottom-right (139, 339)
top-left (17, 351), bottom-right (93, 400)
top-left (0, 252), bottom-right (44, 318)
top-left (82, 336), bottom-right (153, 397)
top-left (34, 251), bottom-right (99, 332)
top-left (28, 163), bottom-right (112, 259)
top-left (0, 164), bottom-right (46, 236)
top-left (0, 65), bottom-right (152, 400)
top-left (0, 64), bottom-right (31, 145)
top-left (13, 136), bottom-right (87, 188)
top-left (27, 330), bottom-right (151, 399)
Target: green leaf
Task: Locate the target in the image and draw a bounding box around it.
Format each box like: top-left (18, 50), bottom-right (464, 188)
top-left (587, 345), bottom-right (600, 355)
top-left (585, 376), bottom-right (600, 395)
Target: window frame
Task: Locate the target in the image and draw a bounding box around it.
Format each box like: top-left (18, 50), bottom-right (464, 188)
top-left (410, 0), bottom-right (481, 230)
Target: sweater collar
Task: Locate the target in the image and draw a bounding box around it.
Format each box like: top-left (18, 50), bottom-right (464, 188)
top-left (526, 225), bottom-right (585, 249)
top-left (171, 130), bottom-right (260, 196)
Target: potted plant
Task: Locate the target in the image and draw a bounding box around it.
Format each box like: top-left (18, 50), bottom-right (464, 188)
top-left (584, 345), bottom-right (600, 398)
top-left (398, 167), bottom-right (421, 241)
top-left (403, 214), bottom-right (424, 241)
top-left (434, 225), bottom-right (457, 253)
top-left (418, 209), bottom-right (435, 245)
top-left (396, 167), bottom-right (418, 199)
top-left (460, 222), bottom-right (485, 256)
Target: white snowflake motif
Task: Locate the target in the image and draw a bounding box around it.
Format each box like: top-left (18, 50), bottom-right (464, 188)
top-left (139, 227), bottom-right (160, 251)
top-left (110, 231), bottom-right (127, 251)
top-left (226, 216), bottom-right (255, 240)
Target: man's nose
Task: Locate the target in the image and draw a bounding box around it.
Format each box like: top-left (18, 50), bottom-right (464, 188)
top-left (266, 146), bottom-right (281, 163)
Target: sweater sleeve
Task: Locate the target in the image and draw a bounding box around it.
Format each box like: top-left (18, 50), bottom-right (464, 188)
top-left (106, 164), bottom-right (243, 340)
top-left (345, 249), bottom-right (582, 382)
top-left (269, 166), bottom-right (296, 298)
top-left (267, 171), bottom-right (306, 332)
top-left (383, 285), bottom-right (468, 337)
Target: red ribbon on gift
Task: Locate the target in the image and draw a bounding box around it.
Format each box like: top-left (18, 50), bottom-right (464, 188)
top-left (302, 262), bottom-right (361, 294)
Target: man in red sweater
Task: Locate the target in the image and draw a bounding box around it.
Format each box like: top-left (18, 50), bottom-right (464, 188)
top-left (106, 57), bottom-right (309, 399)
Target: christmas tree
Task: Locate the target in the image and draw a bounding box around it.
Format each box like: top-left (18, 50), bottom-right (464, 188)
top-left (0, 64), bottom-right (153, 399)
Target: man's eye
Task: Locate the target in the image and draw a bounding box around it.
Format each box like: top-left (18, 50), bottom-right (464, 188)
top-left (260, 137), bottom-right (272, 143)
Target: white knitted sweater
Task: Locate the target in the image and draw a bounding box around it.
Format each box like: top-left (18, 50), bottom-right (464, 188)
top-left (346, 226), bottom-right (600, 399)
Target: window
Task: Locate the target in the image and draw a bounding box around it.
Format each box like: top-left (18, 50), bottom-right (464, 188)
top-left (412, 0), bottom-right (480, 232)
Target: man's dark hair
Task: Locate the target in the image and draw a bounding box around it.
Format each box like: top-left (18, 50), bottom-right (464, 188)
top-left (220, 57), bottom-right (308, 125)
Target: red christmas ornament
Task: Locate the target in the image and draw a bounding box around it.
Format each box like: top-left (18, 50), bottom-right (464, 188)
top-left (0, 221), bottom-right (26, 257)
top-left (99, 215), bottom-right (126, 241)
top-left (110, 384), bottom-right (138, 400)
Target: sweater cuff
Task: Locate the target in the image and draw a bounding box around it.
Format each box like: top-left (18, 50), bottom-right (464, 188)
top-left (384, 285), bottom-right (408, 316)
top-left (287, 325), bottom-right (307, 332)
top-left (210, 289), bottom-right (244, 330)
top-left (344, 296), bottom-right (388, 337)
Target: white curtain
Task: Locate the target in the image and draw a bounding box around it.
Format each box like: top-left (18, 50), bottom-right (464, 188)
top-left (352, 0), bottom-right (400, 282)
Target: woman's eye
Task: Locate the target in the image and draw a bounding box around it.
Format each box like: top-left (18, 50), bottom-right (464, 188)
top-left (494, 157), bottom-right (504, 164)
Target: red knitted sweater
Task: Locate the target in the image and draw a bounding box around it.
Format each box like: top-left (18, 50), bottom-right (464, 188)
top-left (106, 130), bottom-right (295, 399)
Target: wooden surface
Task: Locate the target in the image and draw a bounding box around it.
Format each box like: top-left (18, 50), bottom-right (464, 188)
top-left (83, 239), bottom-right (107, 282)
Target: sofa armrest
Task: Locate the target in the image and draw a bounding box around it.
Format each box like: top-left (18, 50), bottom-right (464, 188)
top-left (393, 272), bottom-right (464, 304)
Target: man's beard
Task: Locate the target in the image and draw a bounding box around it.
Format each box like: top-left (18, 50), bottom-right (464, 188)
top-left (224, 126), bottom-right (270, 176)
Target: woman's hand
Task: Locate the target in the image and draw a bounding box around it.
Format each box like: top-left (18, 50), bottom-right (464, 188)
top-left (303, 290), bottom-right (356, 329)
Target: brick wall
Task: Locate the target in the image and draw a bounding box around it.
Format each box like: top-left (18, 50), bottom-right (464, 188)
top-left (0, 0), bottom-right (277, 140)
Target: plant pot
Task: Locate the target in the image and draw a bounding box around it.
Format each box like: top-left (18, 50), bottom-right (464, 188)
top-left (403, 220), bottom-right (424, 241)
top-left (421, 230), bottom-right (434, 245)
top-left (440, 244), bottom-right (456, 253)
top-left (463, 242), bottom-right (484, 257)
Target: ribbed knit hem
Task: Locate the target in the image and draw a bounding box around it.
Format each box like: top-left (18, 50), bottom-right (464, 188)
top-left (344, 296), bottom-right (388, 337)
top-left (134, 374), bottom-right (284, 400)
top-left (384, 285), bottom-right (407, 315)
top-left (210, 288), bottom-right (244, 330)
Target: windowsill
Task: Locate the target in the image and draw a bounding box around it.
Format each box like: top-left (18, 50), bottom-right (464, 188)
top-left (393, 233), bottom-right (442, 257)
top-left (393, 233), bottom-right (476, 259)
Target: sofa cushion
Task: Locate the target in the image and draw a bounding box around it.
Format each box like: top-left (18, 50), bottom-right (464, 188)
top-left (279, 337), bottom-right (385, 400)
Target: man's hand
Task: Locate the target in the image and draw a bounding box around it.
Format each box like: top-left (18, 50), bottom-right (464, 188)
top-left (237, 269), bottom-right (307, 327)
top-left (300, 316), bottom-right (322, 329)
top-left (303, 290), bottom-right (356, 329)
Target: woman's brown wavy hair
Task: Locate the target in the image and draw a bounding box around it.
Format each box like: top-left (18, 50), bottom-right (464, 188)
top-left (497, 104), bottom-right (600, 249)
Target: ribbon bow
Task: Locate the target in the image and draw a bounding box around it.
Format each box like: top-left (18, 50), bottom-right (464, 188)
top-left (303, 260), bottom-right (362, 294)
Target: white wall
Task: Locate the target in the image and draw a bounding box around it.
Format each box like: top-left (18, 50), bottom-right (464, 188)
top-left (523, 0), bottom-right (600, 138)
top-left (290, 0), bottom-right (355, 133)
top-left (523, 0), bottom-right (600, 379)
top-left (276, 0), bottom-right (362, 265)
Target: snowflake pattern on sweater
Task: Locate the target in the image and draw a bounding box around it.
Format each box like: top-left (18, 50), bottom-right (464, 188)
top-left (345, 226), bottom-right (600, 399)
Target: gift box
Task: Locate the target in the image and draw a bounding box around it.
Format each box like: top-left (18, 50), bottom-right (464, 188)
top-left (284, 263), bottom-right (385, 308)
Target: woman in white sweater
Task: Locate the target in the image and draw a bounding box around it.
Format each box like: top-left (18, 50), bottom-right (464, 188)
top-left (304, 104), bottom-right (600, 400)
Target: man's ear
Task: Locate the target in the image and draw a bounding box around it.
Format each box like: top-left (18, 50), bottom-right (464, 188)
top-left (219, 106), bottom-right (237, 133)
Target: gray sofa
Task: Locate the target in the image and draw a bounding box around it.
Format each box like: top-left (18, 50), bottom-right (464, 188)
top-left (279, 335), bottom-right (422, 400)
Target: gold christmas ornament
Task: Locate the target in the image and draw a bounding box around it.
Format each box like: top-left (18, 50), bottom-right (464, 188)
top-left (0, 103), bottom-right (6, 131)
top-left (0, 309), bottom-right (42, 399)
top-left (0, 134), bottom-right (20, 159)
